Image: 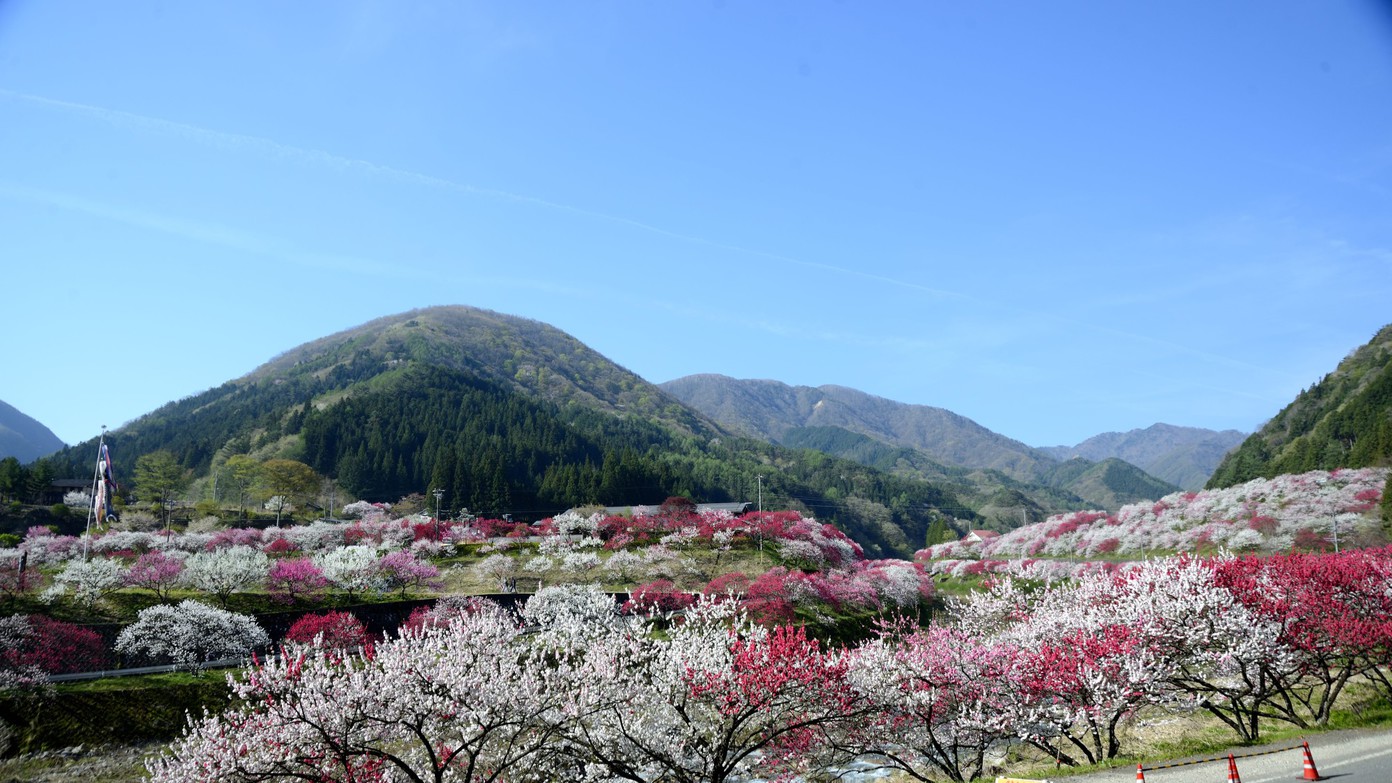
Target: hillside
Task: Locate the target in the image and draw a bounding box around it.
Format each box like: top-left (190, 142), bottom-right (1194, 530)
top-left (0, 399), bottom-right (65, 462)
top-left (252, 306), bottom-right (721, 439)
top-left (1041, 423), bottom-right (1245, 490)
top-left (1038, 457), bottom-right (1180, 511)
top-left (36, 306), bottom-right (972, 558)
top-left (923, 466), bottom-right (1390, 562)
top-left (661, 374), bottom-right (1057, 481)
top-left (662, 376), bottom-right (1179, 518)
top-left (1209, 324), bottom-right (1392, 488)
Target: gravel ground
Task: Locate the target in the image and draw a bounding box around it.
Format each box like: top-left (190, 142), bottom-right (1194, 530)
top-left (0, 741), bottom-right (163, 783)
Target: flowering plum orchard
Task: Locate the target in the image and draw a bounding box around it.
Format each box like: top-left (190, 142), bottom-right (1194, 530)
top-left (137, 547), bottom-right (1390, 780)
top-left (920, 467), bottom-right (1389, 561)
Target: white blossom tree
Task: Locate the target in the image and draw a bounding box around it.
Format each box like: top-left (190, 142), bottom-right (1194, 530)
top-left (147, 608), bottom-right (578, 782)
top-left (44, 556), bottom-right (127, 607)
top-left (315, 544), bottom-right (382, 599)
top-left (179, 546), bottom-right (269, 606)
top-left (475, 553), bottom-right (518, 591)
top-left (562, 597), bottom-right (870, 783)
top-left (116, 600), bottom-right (268, 670)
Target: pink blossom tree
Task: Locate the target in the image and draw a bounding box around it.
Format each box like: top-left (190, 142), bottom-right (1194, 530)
top-left (0, 554), bottom-right (40, 607)
top-left (375, 550), bottom-right (442, 597)
top-left (264, 557), bottom-right (330, 605)
top-left (125, 550), bottom-right (185, 600)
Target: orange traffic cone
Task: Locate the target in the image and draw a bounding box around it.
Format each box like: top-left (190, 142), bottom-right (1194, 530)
top-left (1227, 753), bottom-right (1242, 783)
top-left (1135, 762), bottom-right (1146, 781)
top-left (1300, 740), bottom-right (1324, 780)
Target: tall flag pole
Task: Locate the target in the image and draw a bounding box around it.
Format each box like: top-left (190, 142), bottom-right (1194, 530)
top-left (83, 426), bottom-right (109, 559)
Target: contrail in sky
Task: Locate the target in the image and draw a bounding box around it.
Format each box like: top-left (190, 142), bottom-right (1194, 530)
top-left (1, 88), bottom-right (957, 297)
top-left (1, 88), bottom-right (1270, 376)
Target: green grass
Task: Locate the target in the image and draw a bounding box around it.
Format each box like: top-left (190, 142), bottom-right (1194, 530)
top-left (0, 671), bottom-right (235, 756)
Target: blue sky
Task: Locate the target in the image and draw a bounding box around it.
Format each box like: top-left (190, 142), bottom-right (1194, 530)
top-left (2, 1), bottom-right (1390, 449)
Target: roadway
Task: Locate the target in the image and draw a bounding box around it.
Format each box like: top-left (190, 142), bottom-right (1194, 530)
top-left (1063, 728), bottom-right (1392, 783)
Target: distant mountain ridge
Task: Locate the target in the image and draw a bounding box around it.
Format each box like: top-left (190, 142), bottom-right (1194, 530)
top-left (659, 374), bottom-right (1055, 481)
top-left (0, 399), bottom-right (65, 462)
top-left (660, 374), bottom-right (1181, 517)
top-left (1041, 423), bottom-right (1245, 490)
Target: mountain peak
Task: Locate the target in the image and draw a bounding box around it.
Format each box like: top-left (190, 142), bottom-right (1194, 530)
top-left (1039, 422), bottom-right (1245, 490)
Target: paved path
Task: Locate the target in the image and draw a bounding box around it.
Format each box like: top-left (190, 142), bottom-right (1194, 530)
top-left (1062, 728), bottom-right (1392, 783)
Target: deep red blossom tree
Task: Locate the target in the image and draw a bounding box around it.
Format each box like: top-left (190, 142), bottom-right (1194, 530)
top-left (1213, 548), bottom-right (1392, 725)
top-left (13, 615), bottom-right (109, 674)
top-left (283, 611), bottom-right (371, 651)
top-left (623, 579), bottom-right (696, 615)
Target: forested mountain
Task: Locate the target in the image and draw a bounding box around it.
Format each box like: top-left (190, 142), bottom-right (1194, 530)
top-left (1041, 423), bottom-right (1246, 490)
top-left (36, 306), bottom-right (973, 558)
top-left (660, 375), bottom-right (1179, 517)
top-left (660, 374), bottom-right (1056, 481)
top-left (1209, 324), bottom-right (1392, 488)
top-left (0, 399), bottom-right (65, 462)
top-left (779, 425), bottom-right (1177, 527)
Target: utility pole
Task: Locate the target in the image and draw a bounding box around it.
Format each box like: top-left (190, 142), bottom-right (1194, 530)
top-left (433, 488), bottom-right (444, 541)
top-left (756, 475), bottom-right (765, 565)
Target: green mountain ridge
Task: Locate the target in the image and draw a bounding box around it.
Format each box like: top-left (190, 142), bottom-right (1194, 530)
top-left (1209, 323), bottom-right (1392, 487)
top-left (35, 306), bottom-right (973, 559)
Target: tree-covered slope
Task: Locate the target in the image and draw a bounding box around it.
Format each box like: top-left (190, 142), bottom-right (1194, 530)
top-left (661, 374), bottom-right (1058, 481)
top-left (1209, 324), bottom-right (1392, 488)
top-left (37, 307), bottom-right (974, 558)
top-left (1039, 457), bottom-right (1180, 511)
